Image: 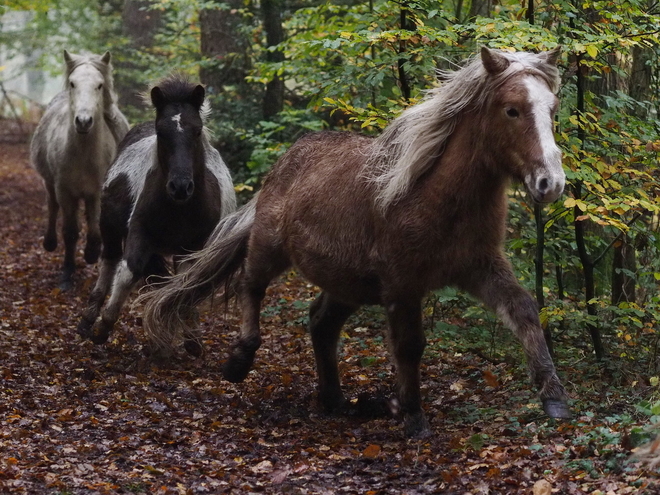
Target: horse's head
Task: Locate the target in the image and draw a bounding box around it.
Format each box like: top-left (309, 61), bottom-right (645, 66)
top-left (151, 79), bottom-right (206, 204)
top-left (64, 50), bottom-right (110, 135)
top-left (482, 47), bottom-right (565, 203)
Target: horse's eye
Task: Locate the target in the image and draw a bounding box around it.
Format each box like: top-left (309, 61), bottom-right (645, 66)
top-left (70, 82), bottom-right (75, 89)
top-left (506, 107), bottom-right (519, 118)
top-left (97, 83), bottom-right (103, 90)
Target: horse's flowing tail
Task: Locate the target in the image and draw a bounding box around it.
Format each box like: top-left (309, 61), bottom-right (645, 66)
top-left (140, 197), bottom-right (257, 353)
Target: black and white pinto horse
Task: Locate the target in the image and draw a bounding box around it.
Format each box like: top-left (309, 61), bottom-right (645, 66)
top-left (77, 75), bottom-right (236, 347)
top-left (31, 50), bottom-right (130, 289)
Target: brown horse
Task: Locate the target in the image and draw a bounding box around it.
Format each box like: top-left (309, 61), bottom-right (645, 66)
top-left (141, 47), bottom-right (570, 437)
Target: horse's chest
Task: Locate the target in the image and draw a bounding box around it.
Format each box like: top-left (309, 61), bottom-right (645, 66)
top-left (58, 142), bottom-right (112, 191)
top-left (132, 201), bottom-right (219, 254)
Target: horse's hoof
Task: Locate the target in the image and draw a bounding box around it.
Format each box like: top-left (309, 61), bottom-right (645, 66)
top-left (89, 320), bottom-right (112, 345)
top-left (542, 399), bottom-right (571, 419)
top-left (183, 338), bottom-right (203, 358)
top-left (43, 236), bottom-right (57, 252)
top-left (59, 278), bottom-right (73, 291)
top-left (77, 317), bottom-right (95, 339)
top-left (318, 392), bottom-right (347, 415)
top-left (222, 356), bottom-right (253, 383)
top-left (84, 246), bottom-right (100, 264)
top-left (404, 411), bottom-right (432, 438)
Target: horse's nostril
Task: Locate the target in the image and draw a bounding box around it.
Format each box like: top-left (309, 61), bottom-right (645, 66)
top-left (538, 177), bottom-right (549, 193)
top-left (186, 181), bottom-right (194, 197)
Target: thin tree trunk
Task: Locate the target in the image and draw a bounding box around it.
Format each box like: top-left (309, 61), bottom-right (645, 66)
top-left (574, 55), bottom-right (606, 360)
top-left (398, 5), bottom-right (412, 101)
top-left (612, 233), bottom-right (636, 304)
top-left (262, 0), bottom-right (285, 119)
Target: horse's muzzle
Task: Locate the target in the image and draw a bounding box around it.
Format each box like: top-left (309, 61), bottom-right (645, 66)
top-left (75, 115), bottom-right (94, 134)
top-left (167, 178), bottom-right (195, 203)
top-left (525, 166), bottom-right (565, 204)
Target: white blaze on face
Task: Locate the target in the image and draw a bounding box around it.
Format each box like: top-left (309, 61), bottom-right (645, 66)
top-left (172, 113), bottom-right (183, 132)
top-left (523, 76), bottom-right (565, 203)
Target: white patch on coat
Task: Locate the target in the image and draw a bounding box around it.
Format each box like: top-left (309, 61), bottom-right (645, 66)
top-left (105, 134), bottom-right (157, 221)
top-left (203, 138), bottom-right (237, 216)
top-left (172, 113), bottom-right (183, 132)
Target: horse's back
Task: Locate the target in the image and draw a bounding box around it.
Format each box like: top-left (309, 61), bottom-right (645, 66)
top-left (253, 131), bottom-right (383, 302)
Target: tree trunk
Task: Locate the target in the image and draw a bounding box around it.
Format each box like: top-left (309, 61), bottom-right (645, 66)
top-left (469, 0), bottom-right (492, 18)
top-left (199, 1), bottom-right (249, 94)
top-left (118, 0), bottom-right (162, 109)
top-left (574, 57), bottom-right (605, 360)
top-left (629, 45), bottom-right (653, 117)
top-left (611, 233), bottom-right (637, 305)
top-left (261, 0), bottom-right (285, 119)
top-left (398, 5), bottom-right (413, 101)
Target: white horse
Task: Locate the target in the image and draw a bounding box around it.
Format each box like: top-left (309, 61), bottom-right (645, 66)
top-left (31, 50), bottom-right (130, 289)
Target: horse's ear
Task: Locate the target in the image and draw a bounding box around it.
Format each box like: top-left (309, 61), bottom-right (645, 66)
top-left (63, 50), bottom-right (75, 69)
top-left (190, 85), bottom-right (205, 110)
top-left (101, 51), bottom-right (111, 65)
top-left (481, 47), bottom-right (509, 75)
top-left (539, 46), bottom-right (561, 66)
top-left (151, 86), bottom-right (166, 110)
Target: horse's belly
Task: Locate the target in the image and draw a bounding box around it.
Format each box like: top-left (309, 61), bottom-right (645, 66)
top-left (290, 244), bottom-right (382, 306)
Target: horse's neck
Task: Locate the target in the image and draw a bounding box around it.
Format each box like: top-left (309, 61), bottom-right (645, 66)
top-left (427, 118), bottom-right (509, 210)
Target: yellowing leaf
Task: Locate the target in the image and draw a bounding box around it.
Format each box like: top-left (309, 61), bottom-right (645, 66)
top-left (564, 197), bottom-right (577, 208)
top-left (586, 45), bottom-right (598, 58)
top-left (363, 444), bottom-right (381, 458)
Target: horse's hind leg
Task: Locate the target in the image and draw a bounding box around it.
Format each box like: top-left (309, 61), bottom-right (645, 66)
top-left (222, 246), bottom-right (289, 383)
top-left (59, 193), bottom-right (80, 290)
top-left (83, 194), bottom-right (102, 264)
top-left (309, 292), bottom-right (356, 412)
top-left (385, 298), bottom-right (431, 438)
top-left (43, 184), bottom-right (59, 252)
top-left (467, 255), bottom-right (570, 419)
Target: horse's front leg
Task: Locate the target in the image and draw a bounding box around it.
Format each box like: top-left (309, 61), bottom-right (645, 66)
top-left (78, 257), bottom-right (120, 339)
top-left (89, 239), bottom-right (149, 344)
top-left (59, 192), bottom-right (79, 290)
top-left (467, 255), bottom-right (570, 419)
top-left (83, 193), bottom-right (102, 264)
top-left (309, 292), bottom-right (357, 412)
top-left (386, 298), bottom-right (430, 438)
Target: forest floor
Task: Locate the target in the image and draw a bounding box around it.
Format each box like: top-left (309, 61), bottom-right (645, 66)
top-left (1, 140), bottom-right (660, 494)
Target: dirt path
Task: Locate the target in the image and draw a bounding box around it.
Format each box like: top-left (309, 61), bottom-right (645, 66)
top-left (0, 142), bottom-right (657, 494)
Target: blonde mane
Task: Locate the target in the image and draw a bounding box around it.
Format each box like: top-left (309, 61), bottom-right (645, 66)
top-left (368, 49), bottom-right (560, 211)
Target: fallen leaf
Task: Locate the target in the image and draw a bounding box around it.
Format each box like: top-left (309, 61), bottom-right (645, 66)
top-left (533, 479), bottom-right (552, 495)
top-left (363, 444), bottom-right (381, 458)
